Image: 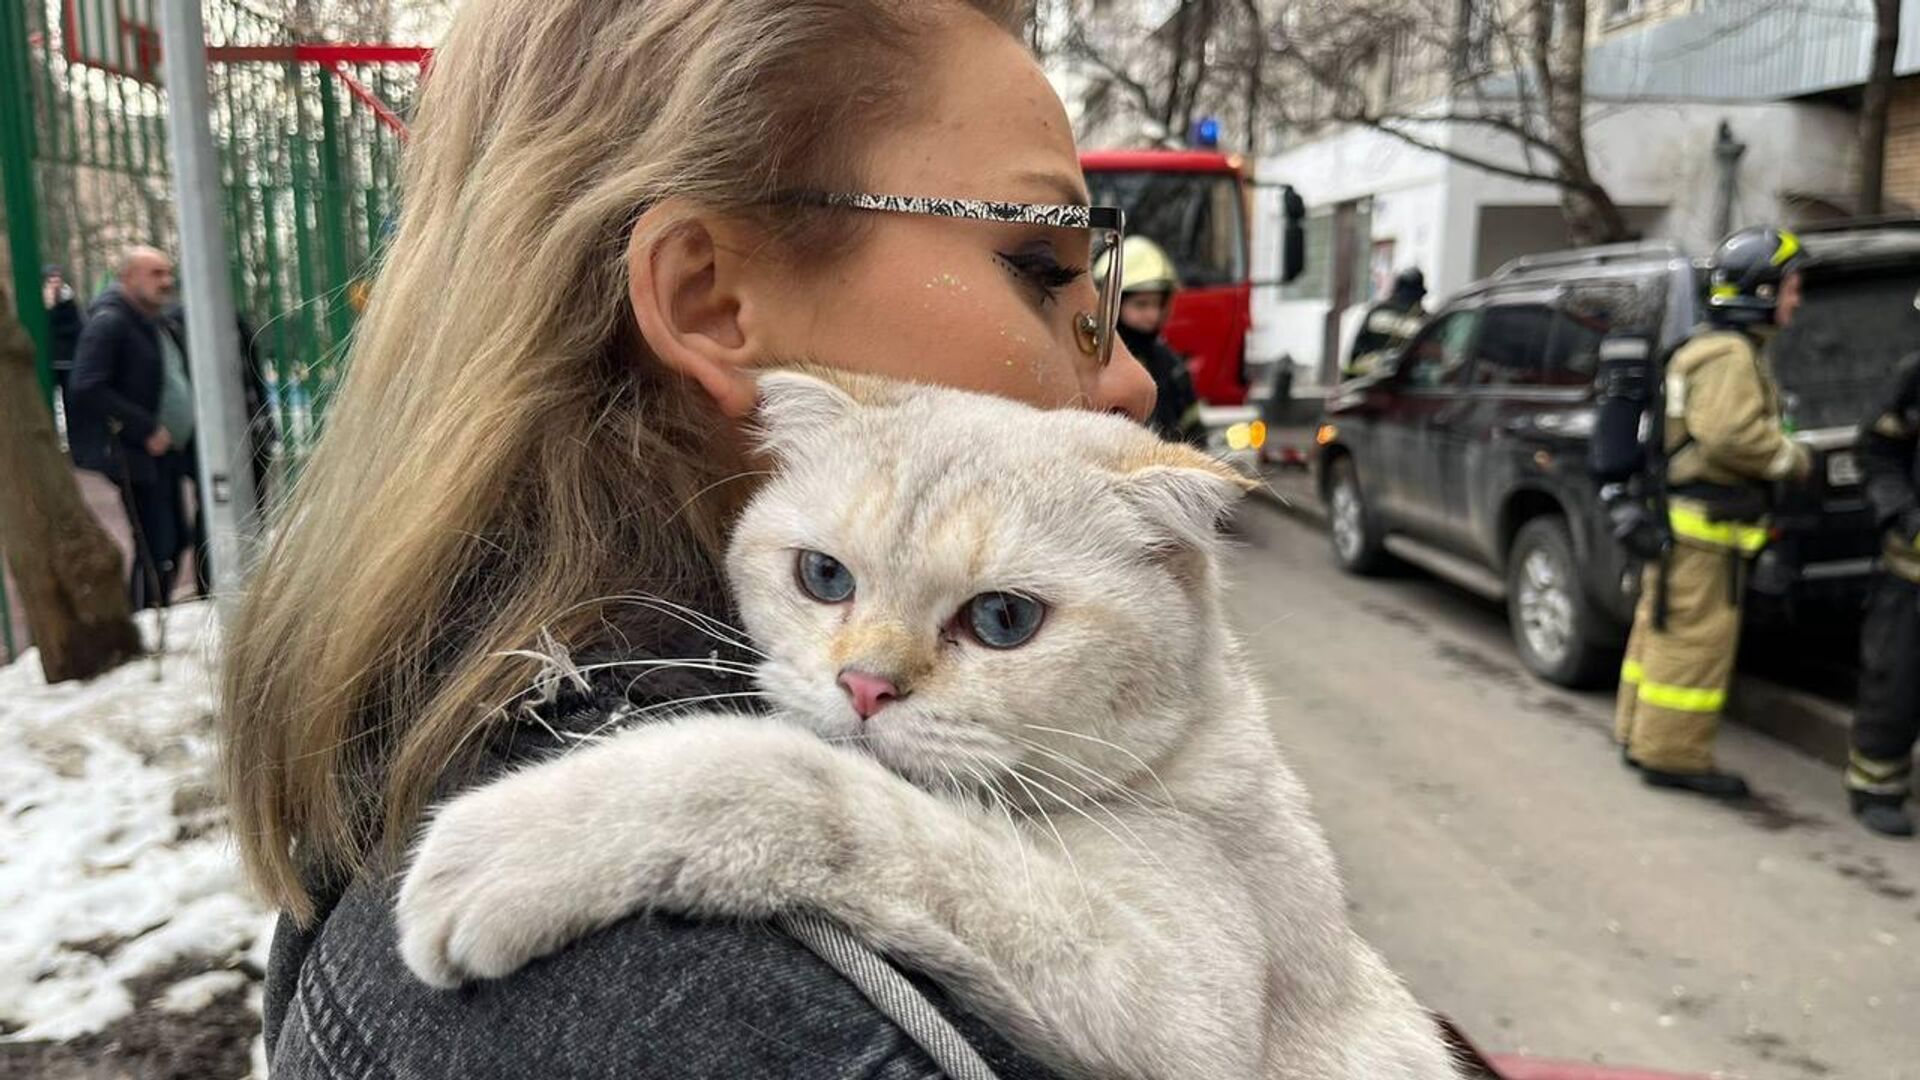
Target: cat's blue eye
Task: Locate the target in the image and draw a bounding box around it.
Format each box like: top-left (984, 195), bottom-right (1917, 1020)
top-left (796, 550), bottom-right (855, 603)
top-left (965, 592), bottom-right (1046, 649)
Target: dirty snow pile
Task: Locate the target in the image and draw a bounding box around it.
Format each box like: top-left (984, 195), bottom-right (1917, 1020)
top-left (0, 603), bottom-right (274, 1046)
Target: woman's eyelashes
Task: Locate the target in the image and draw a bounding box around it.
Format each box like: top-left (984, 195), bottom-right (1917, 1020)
top-left (996, 247), bottom-right (1086, 307)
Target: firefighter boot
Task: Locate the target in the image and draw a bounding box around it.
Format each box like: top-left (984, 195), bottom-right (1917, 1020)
top-left (1850, 791), bottom-right (1916, 838)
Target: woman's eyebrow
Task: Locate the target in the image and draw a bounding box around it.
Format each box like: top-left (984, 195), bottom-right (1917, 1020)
top-left (1004, 169), bottom-right (1091, 208)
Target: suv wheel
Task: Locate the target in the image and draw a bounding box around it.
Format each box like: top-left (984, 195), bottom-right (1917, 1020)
top-left (1327, 456), bottom-right (1388, 574)
top-left (1507, 517), bottom-right (1612, 688)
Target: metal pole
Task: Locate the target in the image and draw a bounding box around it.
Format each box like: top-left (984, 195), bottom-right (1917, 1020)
top-left (1712, 120), bottom-right (1747, 242)
top-left (0, 0), bottom-right (53, 410)
top-left (158, 0), bottom-right (258, 615)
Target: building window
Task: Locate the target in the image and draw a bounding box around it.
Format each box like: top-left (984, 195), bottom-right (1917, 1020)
top-left (1287, 205), bottom-right (1373, 304)
top-left (1606, 0), bottom-right (1643, 21)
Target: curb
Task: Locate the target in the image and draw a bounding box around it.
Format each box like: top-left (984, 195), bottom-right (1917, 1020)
top-left (1728, 677), bottom-right (1853, 770)
top-left (1243, 465), bottom-right (1856, 769)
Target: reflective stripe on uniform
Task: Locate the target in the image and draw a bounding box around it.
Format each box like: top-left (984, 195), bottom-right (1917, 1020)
top-left (1623, 658), bottom-right (1725, 712)
top-left (1669, 506), bottom-right (1769, 554)
top-left (1847, 751), bottom-right (1913, 796)
top-left (1637, 680), bottom-right (1727, 714)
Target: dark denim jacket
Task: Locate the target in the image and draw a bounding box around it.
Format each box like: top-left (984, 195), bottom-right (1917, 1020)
top-left (262, 645), bottom-right (1061, 1079)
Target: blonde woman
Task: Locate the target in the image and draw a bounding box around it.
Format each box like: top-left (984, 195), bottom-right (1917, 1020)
top-left (225, 0), bottom-right (1154, 1075)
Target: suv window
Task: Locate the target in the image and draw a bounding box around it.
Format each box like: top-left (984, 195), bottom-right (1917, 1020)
top-left (1472, 303), bottom-right (1554, 387)
top-left (1402, 310), bottom-right (1480, 389)
top-left (1544, 280), bottom-right (1666, 388)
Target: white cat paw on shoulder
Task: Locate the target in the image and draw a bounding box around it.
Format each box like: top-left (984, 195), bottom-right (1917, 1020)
top-left (395, 773), bottom-right (615, 988)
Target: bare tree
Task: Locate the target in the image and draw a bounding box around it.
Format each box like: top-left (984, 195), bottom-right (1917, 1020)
top-left (0, 285), bottom-right (143, 682)
top-left (1269, 0), bottom-right (1631, 245)
top-left (1859, 0), bottom-right (1903, 217)
top-left (1049, 0), bottom-right (1267, 150)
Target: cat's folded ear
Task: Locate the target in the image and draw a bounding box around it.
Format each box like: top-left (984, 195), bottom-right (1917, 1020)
top-left (750, 369), bottom-right (863, 461)
top-left (1116, 442), bottom-right (1257, 558)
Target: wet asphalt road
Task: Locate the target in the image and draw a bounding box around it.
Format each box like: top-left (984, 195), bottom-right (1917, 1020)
top-left (1225, 500), bottom-right (1920, 1080)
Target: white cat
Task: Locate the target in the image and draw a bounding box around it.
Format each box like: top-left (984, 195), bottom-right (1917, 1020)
top-left (397, 372), bottom-right (1459, 1080)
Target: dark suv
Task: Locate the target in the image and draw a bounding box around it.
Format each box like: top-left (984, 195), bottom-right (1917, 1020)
top-left (1314, 230), bottom-right (1906, 688)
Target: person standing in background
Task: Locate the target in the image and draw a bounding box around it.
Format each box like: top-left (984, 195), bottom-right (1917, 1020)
top-left (1345, 267), bottom-right (1427, 380)
top-left (42, 265), bottom-right (84, 411)
top-left (1102, 236), bottom-right (1205, 445)
top-left (67, 246), bottom-right (196, 609)
top-left (1615, 226), bottom-right (1812, 799)
top-left (1847, 354), bottom-right (1920, 838)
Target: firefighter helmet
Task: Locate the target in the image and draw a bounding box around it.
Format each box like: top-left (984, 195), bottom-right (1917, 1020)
top-left (1096, 236), bottom-right (1180, 296)
top-left (1705, 226), bottom-right (1804, 325)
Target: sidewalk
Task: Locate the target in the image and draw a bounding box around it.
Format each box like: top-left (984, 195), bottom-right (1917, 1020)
top-left (1237, 450), bottom-right (1857, 771)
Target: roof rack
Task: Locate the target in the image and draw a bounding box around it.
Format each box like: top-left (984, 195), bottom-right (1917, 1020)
top-left (1492, 240), bottom-right (1689, 279)
top-left (1794, 215), bottom-right (1920, 235)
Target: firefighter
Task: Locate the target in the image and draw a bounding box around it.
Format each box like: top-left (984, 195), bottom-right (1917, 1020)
top-left (1615, 226), bottom-right (1812, 799)
top-left (1344, 267), bottom-right (1426, 379)
top-left (1848, 355), bottom-right (1920, 837)
top-left (1101, 236), bottom-right (1205, 445)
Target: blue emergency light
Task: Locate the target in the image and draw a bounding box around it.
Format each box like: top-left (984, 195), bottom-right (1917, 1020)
top-left (1191, 116), bottom-right (1221, 149)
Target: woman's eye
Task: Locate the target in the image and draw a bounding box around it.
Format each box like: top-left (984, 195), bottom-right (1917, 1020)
top-left (997, 251), bottom-right (1086, 304)
top-left (796, 550), bottom-right (855, 604)
top-left (964, 592), bottom-right (1047, 649)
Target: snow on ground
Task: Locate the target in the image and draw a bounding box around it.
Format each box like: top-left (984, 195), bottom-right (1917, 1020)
top-left (0, 602), bottom-right (274, 1055)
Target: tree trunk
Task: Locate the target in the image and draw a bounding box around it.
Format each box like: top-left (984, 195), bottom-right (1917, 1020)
top-left (0, 288), bottom-right (143, 681)
top-left (1859, 0), bottom-right (1902, 217)
top-left (1545, 0), bottom-right (1631, 244)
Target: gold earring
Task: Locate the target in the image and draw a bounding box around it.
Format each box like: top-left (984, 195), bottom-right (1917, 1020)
top-left (1074, 311), bottom-right (1101, 359)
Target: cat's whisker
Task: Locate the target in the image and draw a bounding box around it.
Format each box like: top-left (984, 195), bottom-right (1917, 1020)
top-left (1008, 762), bottom-right (1161, 878)
top-left (567, 690), bottom-right (775, 742)
top-left (556, 592), bottom-right (768, 659)
top-left (503, 655), bottom-right (762, 686)
top-left (665, 468), bottom-right (778, 529)
top-left (997, 764), bottom-right (1095, 920)
top-left (1008, 760), bottom-right (1169, 876)
top-left (1006, 734), bottom-right (1164, 815)
top-left (1018, 724), bottom-right (1178, 811)
top-left (954, 752), bottom-right (1036, 901)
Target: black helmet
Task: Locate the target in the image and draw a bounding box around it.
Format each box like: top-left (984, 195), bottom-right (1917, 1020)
top-left (1393, 267), bottom-right (1426, 300)
top-left (1706, 226), bottom-right (1803, 325)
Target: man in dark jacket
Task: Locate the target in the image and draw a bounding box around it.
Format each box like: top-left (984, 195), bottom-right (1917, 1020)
top-left (1345, 268), bottom-right (1427, 379)
top-left (67, 246), bottom-right (195, 609)
top-left (1848, 354), bottom-right (1920, 838)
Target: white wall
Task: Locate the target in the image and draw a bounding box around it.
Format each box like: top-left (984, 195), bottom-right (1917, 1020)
top-left (1249, 123), bottom-right (1457, 382)
top-left (1252, 98), bottom-right (1859, 390)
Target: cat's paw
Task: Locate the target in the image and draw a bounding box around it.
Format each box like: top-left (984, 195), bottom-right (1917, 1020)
top-left (396, 775), bottom-right (611, 988)
top-left (394, 717), bottom-right (870, 988)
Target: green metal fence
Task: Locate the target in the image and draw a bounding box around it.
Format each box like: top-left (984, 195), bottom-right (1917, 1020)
top-left (0, 0), bottom-right (422, 660)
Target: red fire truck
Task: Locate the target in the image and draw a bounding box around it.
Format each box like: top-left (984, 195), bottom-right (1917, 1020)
top-left (1081, 149), bottom-right (1304, 406)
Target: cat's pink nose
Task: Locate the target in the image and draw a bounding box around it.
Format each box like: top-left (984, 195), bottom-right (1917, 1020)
top-left (838, 669), bottom-right (899, 720)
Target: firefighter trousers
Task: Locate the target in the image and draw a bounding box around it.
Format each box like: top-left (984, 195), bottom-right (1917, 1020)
top-left (1615, 542), bottom-right (1745, 773)
top-left (1850, 575), bottom-right (1920, 800)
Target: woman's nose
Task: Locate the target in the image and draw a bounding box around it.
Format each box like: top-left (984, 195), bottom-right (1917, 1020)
top-left (1095, 336), bottom-right (1157, 422)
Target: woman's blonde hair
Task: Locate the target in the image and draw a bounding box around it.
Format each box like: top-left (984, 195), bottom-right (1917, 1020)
top-left (224, 0), bottom-right (1024, 920)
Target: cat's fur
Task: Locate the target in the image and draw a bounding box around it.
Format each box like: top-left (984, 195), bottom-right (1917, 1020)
top-left (397, 373), bottom-right (1459, 1080)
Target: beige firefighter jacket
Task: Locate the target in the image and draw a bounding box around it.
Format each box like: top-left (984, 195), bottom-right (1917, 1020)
top-left (1664, 329), bottom-right (1810, 493)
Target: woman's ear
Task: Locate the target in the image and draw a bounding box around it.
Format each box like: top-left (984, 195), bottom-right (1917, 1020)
top-left (627, 201), bottom-right (761, 418)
